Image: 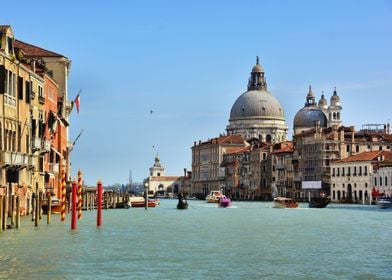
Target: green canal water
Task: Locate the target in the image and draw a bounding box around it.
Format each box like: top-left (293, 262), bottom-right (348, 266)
top-left (0, 199), bottom-right (391, 280)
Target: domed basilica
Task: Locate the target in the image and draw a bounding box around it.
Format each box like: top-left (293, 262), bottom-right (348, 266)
top-left (293, 86), bottom-right (342, 135)
top-left (226, 57), bottom-right (288, 143)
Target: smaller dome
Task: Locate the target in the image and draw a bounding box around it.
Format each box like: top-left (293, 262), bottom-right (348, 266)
top-left (251, 56), bottom-right (264, 73)
top-left (252, 64), bottom-right (264, 73)
top-left (330, 87), bottom-right (340, 106)
top-left (293, 107), bottom-right (328, 129)
top-left (318, 94), bottom-right (327, 109)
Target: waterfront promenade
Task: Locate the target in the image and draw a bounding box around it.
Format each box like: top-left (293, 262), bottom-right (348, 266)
top-left (0, 199), bottom-right (391, 279)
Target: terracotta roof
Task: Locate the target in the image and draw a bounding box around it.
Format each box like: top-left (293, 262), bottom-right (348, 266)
top-left (14, 39), bottom-right (65, 58)
top-left (272, 141), bottom-right (294, 154)
top-left (198, 134), bottom-right (245, 146)
top-left (336, 151), bottom-right (392, 163)
top-left (225, 146), bottom-right (250, 155)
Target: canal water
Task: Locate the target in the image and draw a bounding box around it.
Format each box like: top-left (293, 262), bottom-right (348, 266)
top-left (0, 200), bottom-right (391, 280)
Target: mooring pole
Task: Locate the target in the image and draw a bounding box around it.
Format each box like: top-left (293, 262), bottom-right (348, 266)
top-left (35, 183), bottom-right (39, 227)
top-left (77, 170), bottom-right (82, 220)
top-left (71, 181), bottom-right (77, 230)
top-left (47, 192), bottom-right (51, 225)
top-left (97, 180), bottom-right (102, 227)
top-left (61, 171), bottom-right (66, 222)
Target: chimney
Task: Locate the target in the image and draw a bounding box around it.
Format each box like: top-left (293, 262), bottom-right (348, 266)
top-left (184, 168), bottom-right (187, 176)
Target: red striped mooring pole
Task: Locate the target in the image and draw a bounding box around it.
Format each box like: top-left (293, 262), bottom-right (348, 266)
top-left (77, 170), bottom-right (82, 220)
top-left (61, 171), bottom-right (66, 222)
top-left (97, 180), bottom-right (102, 227)
top-left (71, 181), bottom-right (77, 230)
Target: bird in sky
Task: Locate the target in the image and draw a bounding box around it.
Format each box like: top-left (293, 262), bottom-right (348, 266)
top-left (150, 110), bottom-right (153, 114)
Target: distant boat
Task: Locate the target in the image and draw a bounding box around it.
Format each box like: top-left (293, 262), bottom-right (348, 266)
top-left (273, 197), bottom-right (299, 208)
top-left (177, 193), bottom-right (188, 209)
top-left (128, 197), bottom-right (157, 208)
top-left (309, 197), bottom-right (331, 208)
top-left (205, 191), bottom-right (223, 203)
top-left (177, 199), bottom-right (188, 209)
top-left (41, 196), bottom-right (62, 214)
top-left (377, 197), bottom-right (392, 209)
top-left (219, 196), bottom-right (232, 207)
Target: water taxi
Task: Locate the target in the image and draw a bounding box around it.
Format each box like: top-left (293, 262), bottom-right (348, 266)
top-left (205, 191), bottom-right (223, 203)
top-left (273, 197), bottom-right (299, 208)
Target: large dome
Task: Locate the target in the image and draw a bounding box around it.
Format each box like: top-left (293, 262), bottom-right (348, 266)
top-left (230, 89), bottom-right (285, 120)
top-left (226, 58), bottom-right (288, 142)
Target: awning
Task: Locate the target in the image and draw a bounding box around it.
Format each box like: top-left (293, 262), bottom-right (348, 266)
top-left (51, 147), bottom-right (63, 158)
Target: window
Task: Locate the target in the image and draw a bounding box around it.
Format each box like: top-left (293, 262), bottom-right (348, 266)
top-left (359, 166), bottom-right (362, 176)
top-left (332, 168), bottom-right (335, 177)
top-left (374, 177), bottom-right (377, 186)
top-left (353, 166), bottom-right (357, 176)
top-left (379, 146), bottom-right (382, 151)
top-left (385, 177), bottom-right (388, 186)
top-left (356, 145), bottom-right (359, 153)
top-left (5, 70), bottom-right (16, 106)
top-left (347, 167), bottom-right (350, 176)
top-left (379, 177), bottom-right (382, 186)
top-left (364, 166), bottom-right (368, 176)
top-left (342, 167), bottom-right (345, 176)
top-left (346, 145), bottom-right (350, 152)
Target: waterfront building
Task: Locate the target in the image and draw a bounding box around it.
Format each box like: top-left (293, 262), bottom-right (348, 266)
top-left (14, 37), bottom-right (71, 185)
top-left (191, 135), bottom-right (247, 198)
top-left (144, 154), bottom-right (182, 197)
top-left (293, 124), bottom-right (392, 201)
top-left (0, 25), bottom-right (72, 215)
top-left (270, 141), bottom-right (294, 198)
top-left (226, 57), bottom-right (288, 142)
top-left (221, 145), bottom-right (250, 199)
top-left (330, 151), bottom-right (392, 203)
top-left (372, 165), bottom-right (392, 197)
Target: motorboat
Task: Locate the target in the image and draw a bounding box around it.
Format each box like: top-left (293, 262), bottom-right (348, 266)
top-left (128, 197), bottom-right (157, 208)
top-left (205, 191), bottom-right (223, 203)
top-left (273, 197), bottom-right (299, 208)
top-left (377, 197), bottom-right (392, 209)
top-left (41, 196), bottom-right (62, 214)
top-left (219, 196), bottom-right (232, 207)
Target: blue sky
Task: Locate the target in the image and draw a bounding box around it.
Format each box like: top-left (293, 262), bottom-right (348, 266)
top-left (5, 0), bottom-right (392, 185)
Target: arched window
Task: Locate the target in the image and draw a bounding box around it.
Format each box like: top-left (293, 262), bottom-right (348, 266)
top-left (266, 134), bottom-right (271, 143)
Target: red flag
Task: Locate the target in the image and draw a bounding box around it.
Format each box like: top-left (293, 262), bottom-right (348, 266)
top-left (74, 94), bottom-right (80, 114)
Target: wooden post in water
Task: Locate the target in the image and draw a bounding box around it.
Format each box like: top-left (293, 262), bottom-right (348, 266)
top-left (97, 180), bottom-right (102, 227)
top-left (71, 181), bottom-right (77, 230)
top-left (11, 194), bottom-right (15, 226)
top-left (0, 195), bottom-right (3, 232)
top-left (47, 193), bottom-right (51, 225)
top-left (35, 183), bottom-right (39, 227)
top-left (39, 192), bottom-right (42, 220)
top-left (16, 196), bottom-right (20, 229)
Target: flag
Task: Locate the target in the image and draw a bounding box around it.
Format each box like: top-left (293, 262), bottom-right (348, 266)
top-left (74, 93), bottom-right (80, 114)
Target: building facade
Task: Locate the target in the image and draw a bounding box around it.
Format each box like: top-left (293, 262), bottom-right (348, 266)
top-left (0, 25), bottom-right (72, 216)
top-left (330, 151), bottom-right (392, 203)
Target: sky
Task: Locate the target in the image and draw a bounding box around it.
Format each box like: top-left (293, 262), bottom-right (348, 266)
top-left (5, 0), bottom-right (392, 185)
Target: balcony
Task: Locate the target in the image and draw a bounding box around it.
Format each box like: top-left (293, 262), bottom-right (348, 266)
top-left (38, 95), bottom-right (45, 104)
top-left (32, 138), bottom-right (51, 154)
top-left (49, 163), bottom-right (59, 174)
top-left (1, 151), bottom-right (29, 167)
